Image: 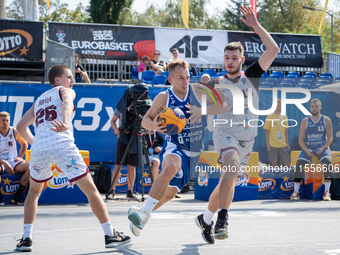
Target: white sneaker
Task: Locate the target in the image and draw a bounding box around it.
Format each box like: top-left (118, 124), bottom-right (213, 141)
top-left (323, 191), bottom-right (331, 201)
top-left (128, 206), bottom-right (141, 236)
top-left (128, 207), bottom-right (150, 230)
top-left (290, 191), bottom-right (300, 200)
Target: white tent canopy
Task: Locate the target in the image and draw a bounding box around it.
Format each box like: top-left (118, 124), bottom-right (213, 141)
top-left (21, 0), bottom-right (40, 21)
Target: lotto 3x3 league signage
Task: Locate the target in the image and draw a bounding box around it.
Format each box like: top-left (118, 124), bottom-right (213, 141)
top-left (48, 22), bottom-right (155, 61)
top-left (0, 20), bottom-right (43, 60)
top-left (228, 32), bottom-right (323, 68)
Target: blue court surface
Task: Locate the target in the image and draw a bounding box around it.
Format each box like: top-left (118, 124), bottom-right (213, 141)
top-left (1, 192), bottom-right (340, 255)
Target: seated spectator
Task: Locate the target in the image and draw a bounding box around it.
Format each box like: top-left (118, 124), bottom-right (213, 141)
top-left (143, 131), bottom-right (164, 180)
top-left (74, 53), bottom-right (91, 83)
top-left (150, 50), bottom-right (166, 75)
top-left (0, 111), bottom-right (29, 204)
top-left (138, 56), bottom-right (150, 80)
top-left (200, 73), bottom-right (211, 84)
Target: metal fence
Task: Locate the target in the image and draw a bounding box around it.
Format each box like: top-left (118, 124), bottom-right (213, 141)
top-left (45, 39), bottom-right (75, 82)
top-left (326, 52), bottom-right (340, 79)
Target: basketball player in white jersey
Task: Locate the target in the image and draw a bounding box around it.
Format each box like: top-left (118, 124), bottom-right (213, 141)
top-left (194, 5), bottom-right (279, 244)
top-left (15, 65), bottom-right (130, 252)
top-left (0, 111), bottom-right (30, 204)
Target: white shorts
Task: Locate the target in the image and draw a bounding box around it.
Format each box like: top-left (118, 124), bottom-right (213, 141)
top-left (0, 159), bottom-right (24, 174)
top-left (213, 133), bottom-right (254, 171)
top-left (29, 147), bottom-right (88, 183)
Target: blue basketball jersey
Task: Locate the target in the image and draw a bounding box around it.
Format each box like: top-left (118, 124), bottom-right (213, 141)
top-left (305, 115), bottom-right (327, 151)
top-left (163, 85), bottom-right (207, 156)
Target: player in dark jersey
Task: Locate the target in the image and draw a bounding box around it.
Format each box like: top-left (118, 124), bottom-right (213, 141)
top-left (194, 5), bottom-right (279, 244)
top-left (127, 59), bottom-right (228, 237)
top-left (290, 98), bottom-right (333, 201)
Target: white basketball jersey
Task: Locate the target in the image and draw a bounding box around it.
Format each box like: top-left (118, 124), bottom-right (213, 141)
top-left (0, 127), bottom-right (18, 160)
top-left (215, 72), bottom-right (259, 141)
top-left (31, 86), bottom-right (75, 151)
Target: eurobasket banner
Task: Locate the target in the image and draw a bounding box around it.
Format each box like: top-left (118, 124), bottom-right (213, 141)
top-left (48, 22), bottom-right (155, 60)
top-left (228, 32), bottom-right (323, 67)
top-left (0, 20), bottom-right (43, 60)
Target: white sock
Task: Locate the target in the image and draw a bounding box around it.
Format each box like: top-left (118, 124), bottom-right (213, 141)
top-left (142, 196), bottom-right (159, 213)
top-left (101, 221), bottom-right (114, 237)
top-left (203, 208), bottom-right (215, 225)
top-left (324, 182), bottom-right (331, 192)
top-left (23, 224), bottom-right (33, 239)
top-left (217, 208), bottom-right (222, 212)
top-left (294, 182), bottom-right (300, 193)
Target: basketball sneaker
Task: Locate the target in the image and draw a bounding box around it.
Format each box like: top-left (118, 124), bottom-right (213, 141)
top-left (128, 207), bottom-right (150, 230)
top-left (214, 219), bottom-right (229, 240)
top-left (290, 191), bottom-right (300, 200)
top-left (16, 237), bottom-right (32, 252)
top-left (105, 230), bottom-right (131, 248)
top-left (128, 206), bottom-right (141, 236)
top-left (12, 193), bottom-right (25, 204)
top-left (323, 191), bottom-right (331, 201)
top-left (194, 214), bottom-right (215, 244)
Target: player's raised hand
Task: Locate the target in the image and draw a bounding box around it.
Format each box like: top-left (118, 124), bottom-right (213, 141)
top-left (50, 119), bottom-right (69, 133)
top-left (239, 5), bottom-right (258, 28)
top-left (185, 103), bottom-right (201, 122)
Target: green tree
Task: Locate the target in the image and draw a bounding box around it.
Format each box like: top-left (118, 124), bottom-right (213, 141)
top-left (89, 0), bottom-right (133, 24)
top-left (221, 0), bottom-right (252, 31)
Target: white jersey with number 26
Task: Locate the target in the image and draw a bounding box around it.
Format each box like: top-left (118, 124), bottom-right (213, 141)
top-left (31, 86), bottom-right (75, 152)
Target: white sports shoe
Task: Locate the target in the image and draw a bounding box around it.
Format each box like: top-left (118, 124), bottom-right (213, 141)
top-left (323, 191), bottom-right (331, 201)
top-left (128, 207), bottom-right (150, 230)
top-left (290, 191), bottom-right (300, 200)
top-left (128, 206), bottom-right (141, 236)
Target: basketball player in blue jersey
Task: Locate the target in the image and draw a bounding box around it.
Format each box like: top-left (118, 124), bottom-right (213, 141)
top-left (290, 98), bottom-right (333, 201)
top-left (193, 5), bottom-right (279, 244)
top-left (127, 59), bottom-right (228, 237)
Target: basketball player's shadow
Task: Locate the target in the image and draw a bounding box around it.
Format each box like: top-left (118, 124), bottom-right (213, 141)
top-left (73, 244), bottom-right (141, 255)
top-left (178, 243), bottom-right (208, 255)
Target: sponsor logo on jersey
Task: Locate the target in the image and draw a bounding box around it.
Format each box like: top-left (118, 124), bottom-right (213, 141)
top-left (47, 167), bottom-right (74, 189)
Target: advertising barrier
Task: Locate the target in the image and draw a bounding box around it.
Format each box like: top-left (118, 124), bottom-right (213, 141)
top-left (0, 20), bottom-right (43, 60)
top-left (0, 172), bottom-right (28, 204)
top-left (49, 22), bottom-right (155, 61)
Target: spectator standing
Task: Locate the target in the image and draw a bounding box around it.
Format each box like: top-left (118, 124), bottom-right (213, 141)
top-left (74, 53), bottom-right (91, 83)
top-left (263, 98), bottom-right (291, 168)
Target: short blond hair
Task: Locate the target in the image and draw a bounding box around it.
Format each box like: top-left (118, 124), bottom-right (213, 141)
top-left (0, 111), bottom-right (10, 118)
top-left (168, 59), bottom-right (189, 76)
top-left (310, 98), bottom-right (321, 106)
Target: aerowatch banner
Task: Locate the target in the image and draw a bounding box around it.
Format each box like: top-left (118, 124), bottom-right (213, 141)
top-left (228, 32), bottom-right (323, 68)
top-left (0, 20), bottom-right (43, 60)
top-left (48, 22), bottom-right (155, 61)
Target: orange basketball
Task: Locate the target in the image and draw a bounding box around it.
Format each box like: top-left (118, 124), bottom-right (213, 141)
top-left (158, 107), bottom-right (186, 135)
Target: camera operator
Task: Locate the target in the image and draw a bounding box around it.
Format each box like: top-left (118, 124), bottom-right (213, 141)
top-left (142, 131), bottom-right (164, 180)
top-left (109, 108), bottom-right (137, 199)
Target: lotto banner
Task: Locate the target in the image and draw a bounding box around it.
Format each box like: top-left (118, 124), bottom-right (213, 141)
top-left (0, 20), bottom-right (43, 60)
top-left (115, 165), bottom-right (129, 193)
top-left (228, 32), bottom-right (323, 67)
top-left (277, 168), bottom-right (304, 199)
top-left (195, 151), bottom-right (259, 201)
top-left (258, 171), bottom-right (278, 199)
top-left (135, 166), bottom-right (157, 194)
top-left (0, 173), bottom-right (28, 204)
top-left (48, 22), bottom-right (155, 61)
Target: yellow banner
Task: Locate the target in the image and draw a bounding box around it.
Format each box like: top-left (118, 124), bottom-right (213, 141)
top-left (318, 0), bottom-right (329, 35)
top-left (181, 0), bottom-right (189, 29)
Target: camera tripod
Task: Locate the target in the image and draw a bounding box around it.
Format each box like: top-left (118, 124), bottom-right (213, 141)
top-left (105, 115), bottom-right (154, 202)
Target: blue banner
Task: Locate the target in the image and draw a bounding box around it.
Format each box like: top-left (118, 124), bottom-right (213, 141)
top-left (0, 83), bottom-right (165, 163)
